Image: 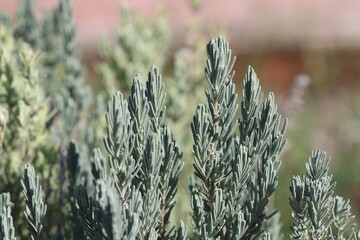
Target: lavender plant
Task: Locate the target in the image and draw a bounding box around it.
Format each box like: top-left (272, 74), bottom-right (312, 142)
top-left (0, 26), bottom-right (55, 239)
top-left (72, 66), bottom-right (185, 240)
top-left (6, 0), bottom-right (105, 149)
top-left (1, 0), bottom-right (105, 238)
top-left (0, 27), bottom-right (359, 240)
top-left (21, 164), bottom-right (47, 240)
top-left (0, 25), bottom-right (50, 181)
top-left (0, 193), bottom-right (15, 240)
top-left (14, 0), bottom-right (40, 49)
top-left (98, 6), bottom-right (210, 226)
top-left (98, 5), bottom-right (170, 94)
top-left (289, 150), bottom-right (360, 239)
top-left (190, 36), bottom-right (287, 239)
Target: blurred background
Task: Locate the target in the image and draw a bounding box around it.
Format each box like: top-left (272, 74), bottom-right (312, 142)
top-left (1, 0), bottom-right (360, 236)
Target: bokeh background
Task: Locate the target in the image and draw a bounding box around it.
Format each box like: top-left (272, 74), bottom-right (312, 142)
top-left (2, 0), bottom-right (360, 237)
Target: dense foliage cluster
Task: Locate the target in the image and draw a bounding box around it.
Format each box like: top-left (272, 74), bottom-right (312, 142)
top-left (0, 26), bottom-right (50, 183)
top-left (98, 5), bottom-right (170, 94)
top-left (289, 150), bottom-right (360, 239)
top-left (72, 66), bottom-right (185, 239)
top-left (190, 36), bottom-right (287, 239)
top-left (0, 0), bottom-right (105, 238)
top-left (0, 1), bottom-right (359, 240)
top-left (0, 26), bottom-right (55, 239)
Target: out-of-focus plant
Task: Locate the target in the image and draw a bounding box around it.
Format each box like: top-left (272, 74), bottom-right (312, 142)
top-left (13, 0), bottom-right (40, 49)
top-left (46, 0), bottom-right (96, 144)
top-left (98, 4), bottom-right (170, 94)
top-left (1, 0), bottom-right (106, 238)
top-left (6, 0), bottom-right (105, 150)
top-left (0, 34), bottom-right (359, 240)
top-left (0, 25), bottom-right (53, 239)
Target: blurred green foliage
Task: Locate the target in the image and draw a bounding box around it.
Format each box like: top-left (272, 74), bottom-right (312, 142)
top-left (98, 5), bottom-right (170, 94)
top-left (0, 25), bottom-right (56, 238)
top-left (0, 0), bottom-right (107, 238)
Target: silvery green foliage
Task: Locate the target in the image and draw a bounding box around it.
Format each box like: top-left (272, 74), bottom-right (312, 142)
top-left (21, 164), bottom-right (47, 240)
top-left (14, 0), bottom-right (40, 49)
top-left (289, 150), bottom-right (360, 239)
top-left (0, 25), bottom-right (53, 240)
top-left (43, 0), bottom-right (105, 196)
top-left (74, 184), bottom-right (143, 240)
top-left (51, 0), bottom-right (92, 139)
top-left (97, 4), bottom-right (206, 226)
top-left (190, 36), bottom-right (287, 239)
top-left (98, 5), bottom-right (170, 94)
top-left (264, 213), bottom-right (284, 240)
top-left (65, 142), bottom-right (85, 240)
top-left (0, 26), bottom-right (50, 183)
top-left (240, 68), bottom-right (287, 239)
top-left (10, 2), bottom-right (105, 227)
top-left (8, 0), bottom-right (103, 148)
top-left (0, 13), bottom-right (10, 29)
top-left (0, 193), bottom-right (16, 240)
top-left (13, 1), bottom-right (101, 236)
top-left (75, 66), bottom-right (185, 240)
top-left (0, 27), bottom-right (359, 239)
